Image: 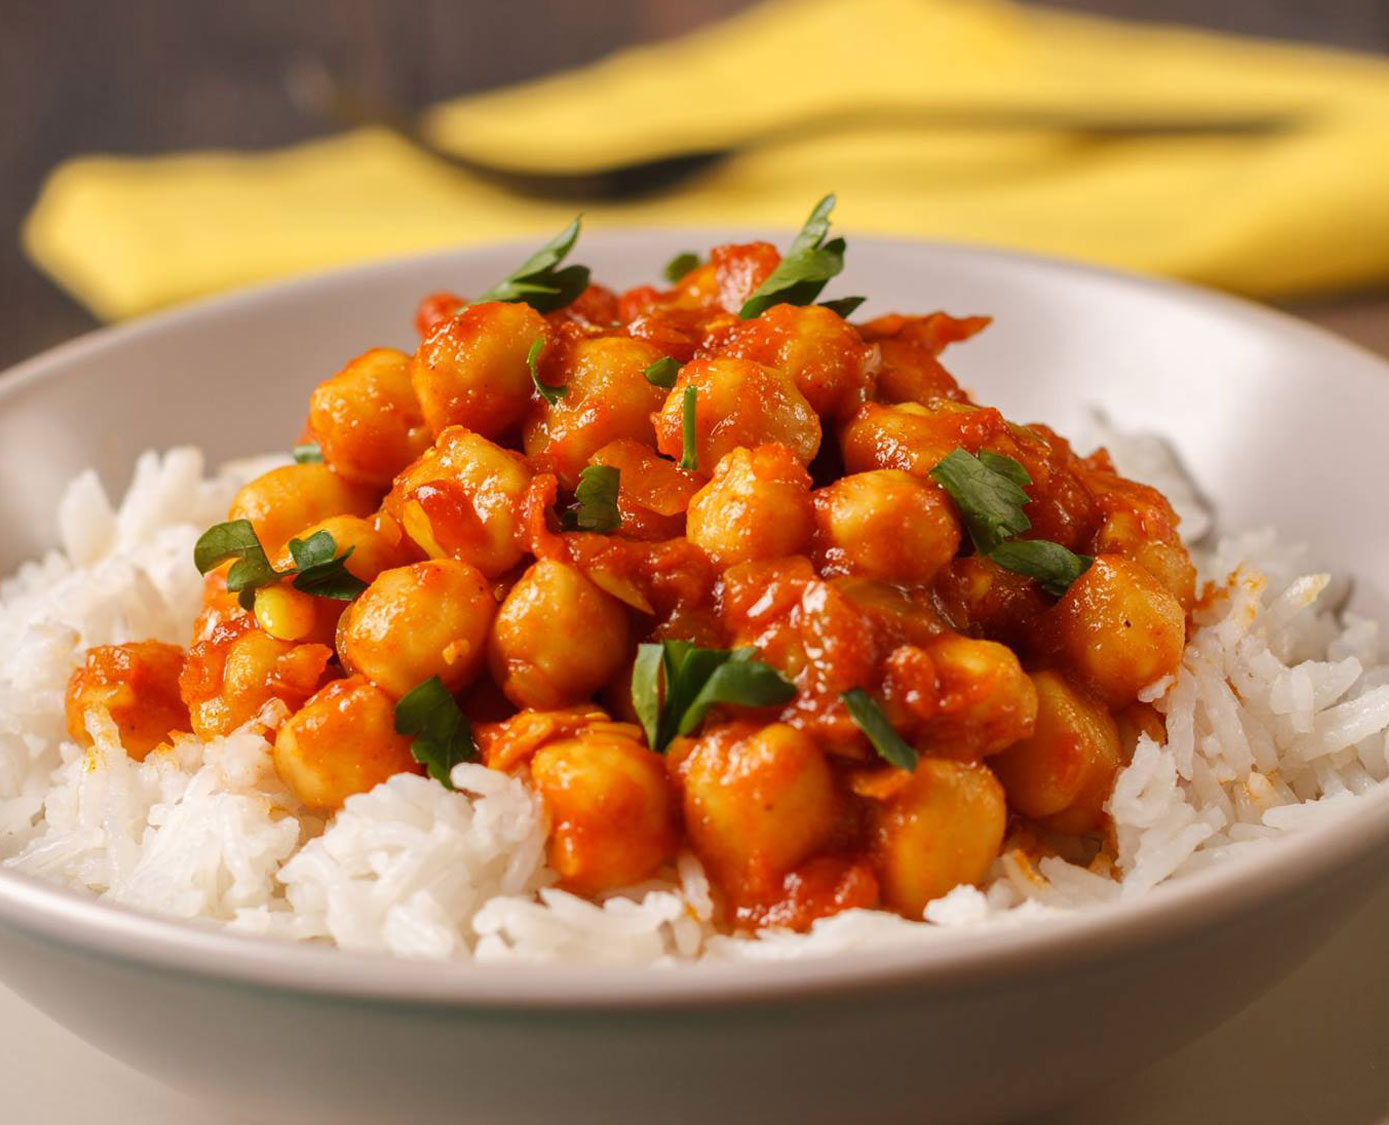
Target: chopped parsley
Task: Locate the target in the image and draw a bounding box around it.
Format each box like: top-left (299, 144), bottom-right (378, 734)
top-left (478, 216), bottom-right (591, 313)
top-left (631, 641), bottom-right (796, 753)
top-left (930, 446), bottom-right (1092, 595)
top-left (663, 252), bottom-right (701, 283)
top-left (284, 531), bottom-right (368, 601)
top-left (562, 465), bottom-right (622, 533)
top-left (643, 356), bottom-right (681, 389)
top-left (819, 295), bottom-right (866, 318)
top-left (526, 337), bottom-right (567, 405)
top-left (989, 539), bottom-right (1093, 598)
top-left (394, 677), bottom-right (475, 787)
top-left (679, 385), bottom-right (699, 471)
top-left (193, 521), bottom-right (364, 610)
top-left (292, 442), bottom-right (323, 464)
top-left (739, 193), bottom-right (851, 319)
top-left (842, 688), bottom-right (918, 772)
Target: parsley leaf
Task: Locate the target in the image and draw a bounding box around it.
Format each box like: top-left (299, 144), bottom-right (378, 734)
top-left (931, 447), bottom-right (1091, 596)
top-left (562, 465), bottom-right (621, 533)
top-left (663, 252), bottom-right (701, 283)
top-left (292, 442), bottom-right (323, 464)
top-left (630, 641), bottom-right (795, 753)
top-left (739, 194), bottom-right (851, 319)
top-left (678, 651), bottom-right (796, 737)
top-left (478, 216), bottom-right (591, 313)
top-left (842, 688), bottom-right (918, 772)
top-left (977, 449), bottom-right (1032, 487)
top-left (194, 519), bottom-right (279, 611)
top-left (286, 531), bottom-right (368, 601)
top-left (631, 644), bottom-right (666, 751)
top-left (643, 356), bottom-right (680, 389)
top-left (526, 337), bottom-right (566, 405)
top-left (194, 521), bottom-right (364, 610)
top-left (679, 385), bottom-right (699, 472)
top-left (929, 448), bottom-right (1033, 555)
top-left (819, 296), bottom-right (866, 318)
top-left (989, 539), bottom-right (1093, 597)
top-left (394, 677), bottom-right (475, 788)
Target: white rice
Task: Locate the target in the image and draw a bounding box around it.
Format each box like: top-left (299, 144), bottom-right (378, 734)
top-left (1, 444), bottom-right (1385, 964)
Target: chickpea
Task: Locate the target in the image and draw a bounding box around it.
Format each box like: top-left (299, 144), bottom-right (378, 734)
top-left (488, 559), bottom-right (630, 710)
top-left (932, 555), bottom-right (1049, 649)
top-left (272, 676), bottom-right (421, 812)
top-left (229, 464), bottom-right (377, 558)
top-left (475, 706), bottom-right (616, 772)
top-left (254, 514), bottom-right (416, 645)
top-left (859, 312), bottom-right (989, 405)
top-left (414, 290), bottom-right (463, 339)
top-left (588, 439), bottom-right (701, 540)
top-left (917, 634), bottom-right (1038, 758)
top-left (812, 470), bottom-right (961, 583)
top-left (839, 401), bottom-right (1006, 478)
top-left (673, 722), bottom-right (838, 902)
top-left (1053, 555), bottom-right (1185, 706)
top-left (337, 559), bottom-right (496, 699)
top-left (522, 336), bottom-right (668, 487)
top-left (685, 444), bottom-right (813, 568)
top-left (530, 730), bottom-right (677, 893)
top-left (706, 241), bottom-right (782, 313)
top-left (308, 348), bottom-right (431, 486)
top-left (872, 758), bottom-right (1007, 917)
top-left (385, 426), bottom-right (531, 577)
top-left (65, 642), bottom-right (189, 759)
top-left (653, 357), bottom-right (821, 471)
top-left (992, 670), bottom-right (1121, 835)
top-left (1093, 507), bottom-right (1197, 610)
top-left (180, 623), bottom-right (333, 740)
top-left (706, 303), bottom-right (872, 418)
top-left (874, 339), bottom-right (963, 405)
top-left (410, 300), bottom-right (547, 438)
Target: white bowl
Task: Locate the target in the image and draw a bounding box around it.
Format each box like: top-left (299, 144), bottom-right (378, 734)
top-left (1, 234), bottom-right (1388, 1125)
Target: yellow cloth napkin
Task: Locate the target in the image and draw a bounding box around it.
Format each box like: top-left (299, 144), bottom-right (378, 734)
top-left (23, 0), bottom-right (1389, 321)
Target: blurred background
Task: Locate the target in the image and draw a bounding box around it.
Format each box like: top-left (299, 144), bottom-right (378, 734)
top-left (3, 0), bottom-right (1388, 369)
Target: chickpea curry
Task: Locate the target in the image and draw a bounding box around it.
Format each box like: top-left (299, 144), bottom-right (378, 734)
top-left (65, 197), bottom-right (1195, 932)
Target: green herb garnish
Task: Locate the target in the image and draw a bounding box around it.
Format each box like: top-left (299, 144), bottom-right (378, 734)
top-left (194, 520), bottom-right (280, 611)
top-left (292, 442), bottom-right (323, 464)
top-left (394, 677), bottom-right (475, 788)
top-left (663, 252), bottom-right (701, 283)
top-left (285, 531), bottom-right (368, 601)
top-left (842, 688), bottom-right (918, 772)
top-left (562, 465), bottom-right (622, 533)
top-left (819, 296), bottom-right (865, 318)
top-left (478, 216), bottom-right (591, 313)
top-left (526, 337), bottom-right (566, 405)
top-left (977, 449), bottom-right (1031, 487)
top-left (630, 641), bottom-right (795, 753)
top-left (930, 447), bottom-right (1092, 595)
top-left (988, 539), bottom-right (1093, 597)
top-left (643, 356), bottom-right (680, 389)
top-left (679, 385), bottom-right (699, 471)
top-left (194, 521), bottom-right (363, 610)
top-left (739, 194), bottom-right (849, 319)
top-left (929, 448), bottom-right (1033, 555)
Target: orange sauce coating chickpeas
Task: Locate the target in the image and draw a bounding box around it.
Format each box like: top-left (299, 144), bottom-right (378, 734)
top-left (68, 222), bottom-right (1196, 925)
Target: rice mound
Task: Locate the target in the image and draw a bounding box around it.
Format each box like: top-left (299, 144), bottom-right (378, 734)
top-left (1, 447), bottom-right (1385, 965)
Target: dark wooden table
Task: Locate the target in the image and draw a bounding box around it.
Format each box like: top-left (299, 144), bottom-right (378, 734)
top-left (3, 0), bottom-right (1387, 368)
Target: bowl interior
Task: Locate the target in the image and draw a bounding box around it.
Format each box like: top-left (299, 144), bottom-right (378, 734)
top-left (3, 232), bottom-right (1389, 1004)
